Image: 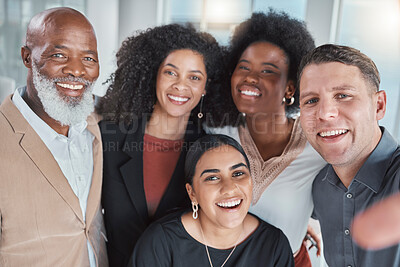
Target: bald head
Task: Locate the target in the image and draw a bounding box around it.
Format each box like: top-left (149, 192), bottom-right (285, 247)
top-left (26, 7), bottom-right (95, 49)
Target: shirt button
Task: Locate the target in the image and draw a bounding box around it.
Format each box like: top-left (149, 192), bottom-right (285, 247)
top-left (347, 265), bottom-right (352, 267)
top-left (345, 229), bottom-right (350, 235)
top-left (346, 193), bottom-right (353, 199)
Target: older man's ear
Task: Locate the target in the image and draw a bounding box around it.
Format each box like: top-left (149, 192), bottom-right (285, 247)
top-left (21, 46), bottom-right (32, 68)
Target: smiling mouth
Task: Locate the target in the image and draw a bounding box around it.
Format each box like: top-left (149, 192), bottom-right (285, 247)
top-left (239, 89), bottom-right (261, 97)
top-left (56, 82), bottom-right (84, 90)
top-left (167, 94), bottom-right (190, 103)
top-left (216, 199), bottom-right (242, 209)
top-left (318, 129), bottom-right (348, 137)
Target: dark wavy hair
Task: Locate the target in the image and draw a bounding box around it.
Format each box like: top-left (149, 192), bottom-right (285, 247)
top-left (96, 24), bottom-right (224, 124)
top-left (185, 134), bottom-right (250, 185)
top-left (207, 9), bottom-right (315, 127)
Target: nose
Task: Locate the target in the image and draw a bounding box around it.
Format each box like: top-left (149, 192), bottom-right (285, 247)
top-left (318, 98), bottom-right (339, 120)
top-left (220, 178), bottom-right (238, 195)
top-left (173, 78), bottom-right (188, 91)
top-left (244, 71), bottom-right (259, 84)
top-left (63, 57), bottom-right (86, 77)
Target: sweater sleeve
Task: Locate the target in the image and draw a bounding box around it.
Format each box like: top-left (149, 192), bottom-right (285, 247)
top-left (128, 222), bottom-right (171, 267)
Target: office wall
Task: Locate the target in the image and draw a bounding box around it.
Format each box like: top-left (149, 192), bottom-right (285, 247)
top-left (87, 0), bottom-right (158, 96)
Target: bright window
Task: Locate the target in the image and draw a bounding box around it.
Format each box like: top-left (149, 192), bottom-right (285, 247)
top-left (161, 0), bottom-right (307, 45)
top-left (337, 0), bottom-right (400, 139)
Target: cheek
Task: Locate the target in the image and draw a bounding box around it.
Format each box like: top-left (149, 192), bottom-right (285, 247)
top-left (301, 115), bottom-right (318, 136)
top-left (86, 65), bottom-right (100, 80)
top-left (155, 77), bottom-right (169, 95)
top-left (239, 178), bottom-right (253, 197)
top-left (195, 81), bottom-right (207, 94)
top-left (38, 62), bottom-right (62, 76)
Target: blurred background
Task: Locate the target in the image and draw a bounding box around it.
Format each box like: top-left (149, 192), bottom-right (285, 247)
top-left (0, 0), bottom-right (399, 143)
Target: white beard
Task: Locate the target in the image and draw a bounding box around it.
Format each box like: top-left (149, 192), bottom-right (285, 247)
top-left (31, 64), bottom-right (95, 126)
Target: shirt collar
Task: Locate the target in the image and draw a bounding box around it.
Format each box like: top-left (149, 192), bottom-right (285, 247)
top-left (12, 86), bottom-right (88, 140)
top-left (354, 127), bottom-right (398, 192)
top-left (323, 127), bottom-right (399, 192)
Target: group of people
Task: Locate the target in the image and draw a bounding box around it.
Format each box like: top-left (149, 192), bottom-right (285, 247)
top-left (0, 6), bottom-right (399, 267)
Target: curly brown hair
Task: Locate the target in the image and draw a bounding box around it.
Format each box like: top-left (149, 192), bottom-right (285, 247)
top-left (96, 24), bottom-right (224, 125)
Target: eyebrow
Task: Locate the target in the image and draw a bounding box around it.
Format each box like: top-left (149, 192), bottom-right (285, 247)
top-left (200, 169), bottom-right (219, 177)
top-left (164, 63), bottom-right (205, 76)
top-left (238, 59), bottom-right (279, 70)
top-left (230, 163), bottom-right (248, 170)
top-left (54, 45), bottom-right (67, 49)
top-left (300, 84), bottom-right (357, 100)
top-left (199, 162), bottom-right (248, 177)
top-left (52, 45), bottom-right (98, 56)
top-left (331, 85), bottom-right (357, 91)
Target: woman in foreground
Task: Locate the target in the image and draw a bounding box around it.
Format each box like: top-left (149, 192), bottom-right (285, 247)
top-left (130, 134), bottom-right (294, 267)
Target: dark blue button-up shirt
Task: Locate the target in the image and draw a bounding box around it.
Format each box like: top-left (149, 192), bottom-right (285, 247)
top-left (313, 127), bottom-right (400, 267)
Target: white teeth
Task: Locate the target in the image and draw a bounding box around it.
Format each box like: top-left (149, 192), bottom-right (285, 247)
top-left (168, 95), bottom-right (189, 102)
top-left (57, 83), bottom-right (83, 90)
top-left (217, 199), bottom-right (241, 208)
top-left (319, 129), bottom-right (348, 137)
top-left (240, 90), bottom-right (261, 96)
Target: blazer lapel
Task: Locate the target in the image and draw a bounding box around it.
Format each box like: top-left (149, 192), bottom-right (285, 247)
top-left (1, 97), bottom-right (84, 223)
top-left (154, 120), bottom-right (203, 218)
top-left (85, 114), bottom-right (103, 227)
top-left (120, 119), bottom-right (149, 224)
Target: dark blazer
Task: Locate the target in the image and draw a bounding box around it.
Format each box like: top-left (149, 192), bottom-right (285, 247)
top-left (99, 117), bottom-right (203, 267)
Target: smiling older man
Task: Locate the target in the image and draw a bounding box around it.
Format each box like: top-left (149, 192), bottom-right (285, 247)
top-left (0, 7), bottom-right (107, 266)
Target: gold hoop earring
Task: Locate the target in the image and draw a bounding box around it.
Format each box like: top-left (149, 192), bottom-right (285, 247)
top-left (283, 96), bottom-right (295, 106)
top-left (192, 202), bottom-right (198, 219)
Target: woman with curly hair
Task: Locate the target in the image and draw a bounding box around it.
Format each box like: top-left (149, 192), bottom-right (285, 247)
top-left (205, 10), bottom-right (327, 266)
top-left (97, 24), bottom-right (223, 267)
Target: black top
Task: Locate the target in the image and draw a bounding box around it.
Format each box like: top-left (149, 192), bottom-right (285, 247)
top-left (130, 211), bottom-right (294, 267)
top-left (100, 118), bottom-right (203, 267)
top-left (312, 127), bottom-right (400, 267)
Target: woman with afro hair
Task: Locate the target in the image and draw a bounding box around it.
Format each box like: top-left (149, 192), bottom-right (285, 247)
top-left (97, 24), bottom-right (223, 267)
top-left (205, 10), bottom-right (327, 267)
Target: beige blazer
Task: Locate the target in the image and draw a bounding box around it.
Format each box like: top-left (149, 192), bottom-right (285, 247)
top-left (0, 95), bottom-right (108, 267)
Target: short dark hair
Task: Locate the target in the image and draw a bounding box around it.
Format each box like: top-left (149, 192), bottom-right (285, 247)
top-left (298, 44), bottom-right (380, 92)
top-left (207, 9), bottom-right (315, 127)
top-left (184, 134), bottom-right (250, 185)
top-left (96, 24), bottom-right (224, 124)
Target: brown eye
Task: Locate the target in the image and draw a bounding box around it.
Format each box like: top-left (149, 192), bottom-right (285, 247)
top-left (232, 171), bottom-right (244, 177)
top-left (84, 57), bottom-right (96, 62)
top-left (52, 53), bottom-right (64, 58)
top-left (205, 176), bottom-right (219, 181)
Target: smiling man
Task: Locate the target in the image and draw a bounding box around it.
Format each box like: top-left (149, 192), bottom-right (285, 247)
top-left (0, 7), bottom-right (107, 266)
top-left (298, 44), bottom-right (400, 267)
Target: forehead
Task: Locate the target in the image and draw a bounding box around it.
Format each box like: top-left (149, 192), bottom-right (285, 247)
top-left (300, 62), bottom-right (367, 95)
top-left (162, 49), bottom-right (205, 67)
top-left (240, 41), bottom-right (288, 63)
top-left (195, 145), bottom-right (245, 171)
top-left (34, 14), bottom-right (97, 52)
